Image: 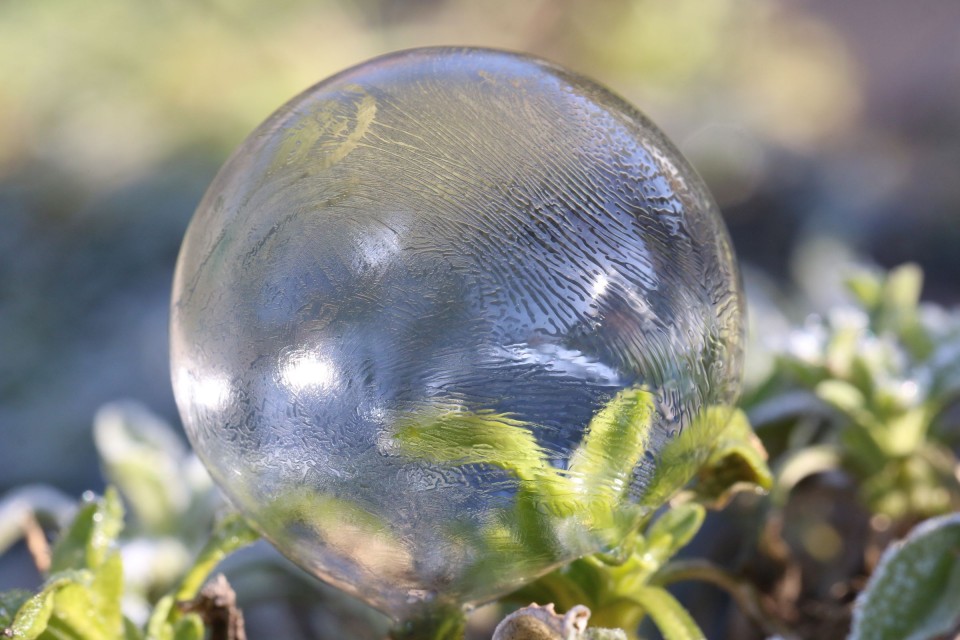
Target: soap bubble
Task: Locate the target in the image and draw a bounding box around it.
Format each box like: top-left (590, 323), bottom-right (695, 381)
top-left (170, 47), bottom-right (744, 619)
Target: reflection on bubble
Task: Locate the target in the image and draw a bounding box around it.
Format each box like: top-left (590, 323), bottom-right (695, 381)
top-left (171, 48), bottom-right (744, 619)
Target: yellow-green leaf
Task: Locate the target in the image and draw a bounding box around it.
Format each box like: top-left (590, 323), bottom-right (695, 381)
top-left (569, 388), bottom-right (655, 507)
top-left (49, 487), bottom-right (124, 573)
top-left (642, 503), bottom-right (705, 568)
top-left (392, 406), bottom-right (547, 483)
top-left (43, 551), bottom-right (124, 640)
top-left (633, 586), bottom-right (705, 640)
top-left (694, 410), bottom-right (773, 504)
top-left (5, 590), bottom-right (54, 640)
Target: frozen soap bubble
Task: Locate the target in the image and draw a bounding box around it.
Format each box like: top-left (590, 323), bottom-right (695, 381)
top-left (170, 48), bottom-right (744, 620)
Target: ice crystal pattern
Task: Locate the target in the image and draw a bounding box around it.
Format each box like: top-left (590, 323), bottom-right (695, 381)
top-left (170, 48), bottom-right (744, 618)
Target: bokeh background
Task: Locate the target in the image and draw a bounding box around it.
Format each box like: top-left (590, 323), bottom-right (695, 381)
top-left (2, 0), bottom-right (958, 615)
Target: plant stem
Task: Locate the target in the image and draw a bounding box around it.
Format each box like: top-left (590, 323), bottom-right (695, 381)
top-left (651, 559), bottom-right (789, 638)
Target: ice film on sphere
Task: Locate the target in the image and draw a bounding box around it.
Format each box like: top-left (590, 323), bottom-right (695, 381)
top-left (170, 48), bottom-right (744, 618)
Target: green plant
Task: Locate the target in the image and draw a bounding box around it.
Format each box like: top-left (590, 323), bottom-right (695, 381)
top-left (2, 263), bottom-right (959, 640)
top-left (0, 399), bottom-right (769, 640)
top-left (753, 264), bottom-right (960, 521)
top-left (728, 262), bottom-right (960, 637)
top-left (850, 513), bottom-right (960, 640)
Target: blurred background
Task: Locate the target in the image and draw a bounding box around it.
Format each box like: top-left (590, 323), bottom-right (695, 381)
top-left (1, 0), bottom-right (958, 619)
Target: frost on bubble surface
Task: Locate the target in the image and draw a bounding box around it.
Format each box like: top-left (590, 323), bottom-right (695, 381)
top-left (170, 48), bottom-right (744, 618)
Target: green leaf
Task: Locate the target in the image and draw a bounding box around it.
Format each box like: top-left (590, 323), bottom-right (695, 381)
top-left (693, 410), bottom-right (772, 504)
top-left (5, 590), bottom-right (54, 640)
top-left (568, 388), bottom-right (655, 507)
top-left (49, 487), bottom-right (124, 573)
top-left (633, 586), bottom-right (705, 640)
top-left (123, 616), bottom-right (145, 640)
top-left (880, 263), bottom-right (922, 323)
top-left (144, 595), bottom-right (176, 640)
top-left (845, 269), bottom-right (883, 309)
top-left (43, 551), bottom-right (125, 640)
top-left (4, 490), bottom-right (127, 640)
top-left (392, 406), bottom-right (548, 483)
top-left (770, 444), bottom-right (842, 507)
top-left (93, 402), bottom-right (191, 533)
top-left (849, 513), bottom-right (960, 640)
top-left (392, 404), bottom-right (597, 533)
top-left (3, 569), bottom-right (116, 640)
top-left (171, 614), bottom-right (205, 640)
top-left (640, 406), bottom-right (730, 509)
top-left (641, 503), bottom-right (705, 569)
top-left (824, 321), bottom-right (862, 379)
top-left (0, 590), bottom-right (33, 629)
top-left (142, 513), bottom-right (258, 638)
top-left (878, 406), bottom-right (931, 457)
top-left (815, 380), bottom-right (871, 424)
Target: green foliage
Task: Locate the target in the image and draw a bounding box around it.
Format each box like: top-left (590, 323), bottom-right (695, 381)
top-left (741, 262), bottom-right (960, 638)
top-left (0, 489), bottom-right (258, 640)
top-left (688, 409), bottom-right (773, 505)
top-left (0, 382), bottom-right (769, 640)
top-left (171, 514), bottom-right (259, 603)
top-left (511, 408), bottom-right (777, 640)
top-left (0, 405), bottom-right (262, 640)
top-left (510, 503), bottom-right (709, 640)
top-left (94, 402), bottom-right (220, 543)
top-left (388, 603), bottom-right (467, 640)
top-left (3, 490), bottom-right (126, 640)
top-left (850, 514), bottom-right (960, 640)
top-left (394, 407), bottom-right (550, 483)
top-left (3, 263), bottom-right (959, 639)
top-left (752, 263), bottom-right (960, 520)
top-left (392, 389), bottom-right (658, 569)
top-left (568, 388), bottom-right (656, 506)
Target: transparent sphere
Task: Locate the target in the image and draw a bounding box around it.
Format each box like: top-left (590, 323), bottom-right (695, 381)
top-left (171, 48), bottom-right (744, 619)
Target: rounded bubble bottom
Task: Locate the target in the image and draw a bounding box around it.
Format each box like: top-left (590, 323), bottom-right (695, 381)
top-left (170, 47), bottom-right (744, 618)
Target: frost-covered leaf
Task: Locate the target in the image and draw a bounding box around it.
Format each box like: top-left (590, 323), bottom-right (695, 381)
top-left (0, 590), bottom-right (34, 630)
top-left (3, 589), bottom-right (54, 639)
top-left (3, 567), bottom-right (120, 640)
top-left (850, 513), bottom-right (960, 640)
top-left (2, 490), bottom-right (127, 640)
top-left (43, 552), bottom-right (125, 639)
top-left (94, 402), bottom-right (192, 533)
top-left (50, 487), bottom-right (124, 573)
